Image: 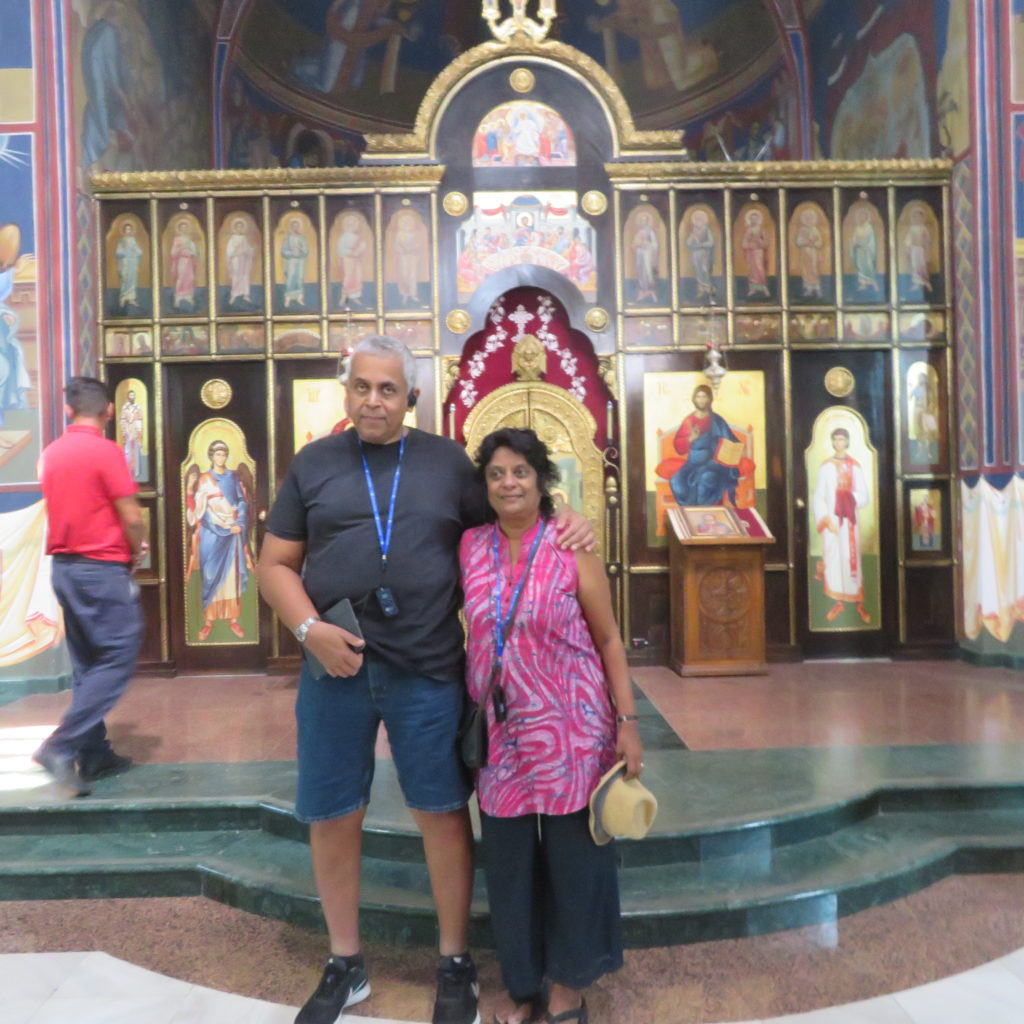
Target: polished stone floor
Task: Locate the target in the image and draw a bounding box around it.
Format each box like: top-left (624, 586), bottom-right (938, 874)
top-left (4, 660), bottom-right (1024, 1022)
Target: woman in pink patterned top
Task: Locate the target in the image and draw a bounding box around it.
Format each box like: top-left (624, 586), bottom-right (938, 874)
top-left (460, 428), bottom-right (643, 1024)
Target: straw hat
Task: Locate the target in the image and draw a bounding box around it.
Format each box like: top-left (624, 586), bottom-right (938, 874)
top-left (588, 760), bottom-right (658, 846)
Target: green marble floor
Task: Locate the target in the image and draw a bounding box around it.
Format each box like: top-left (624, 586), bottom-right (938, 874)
top-left (5, 739), bottom-right (1024, 947)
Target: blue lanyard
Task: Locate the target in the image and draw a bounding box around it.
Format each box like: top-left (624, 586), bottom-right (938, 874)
top-left (358, 433), bottom-right (405, 569)
top-left (491, 521), bottom-right (544, 665)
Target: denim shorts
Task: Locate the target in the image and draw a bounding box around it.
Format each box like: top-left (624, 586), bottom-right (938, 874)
top-left (294, 651), bottom-right (472, 823)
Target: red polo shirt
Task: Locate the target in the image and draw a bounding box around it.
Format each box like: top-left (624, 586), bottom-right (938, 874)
top-left (41, 424), bottom-right (137, 563)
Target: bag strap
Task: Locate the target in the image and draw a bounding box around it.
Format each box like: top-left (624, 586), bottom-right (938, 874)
top-left (476, 519), bottom-right (547, 711)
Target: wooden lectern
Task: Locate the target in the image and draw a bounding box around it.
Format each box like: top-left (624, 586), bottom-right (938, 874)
top-left (666, 505), bottom-right (774, 677)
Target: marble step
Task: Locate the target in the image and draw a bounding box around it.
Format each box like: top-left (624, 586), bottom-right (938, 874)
top-left (4, 808), bottom-right (1024, 947)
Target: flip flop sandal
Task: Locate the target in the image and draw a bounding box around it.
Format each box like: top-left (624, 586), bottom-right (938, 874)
top-left (545, 998), bottom-right (588, 1024)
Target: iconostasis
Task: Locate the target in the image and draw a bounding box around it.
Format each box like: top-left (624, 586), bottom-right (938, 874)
top-left (92, 33), bottom-right (953, 672)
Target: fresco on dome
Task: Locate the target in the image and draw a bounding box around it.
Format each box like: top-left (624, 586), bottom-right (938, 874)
top-left (234, 0), bottom-right (781, 133)
top-left (684, 66), bottom-right (795, 161)
top-left (806, 0), bottom-right (956, 159)
top-left (472, 101), bottom-right (575, 167)
top-left (455, 191), bottom-right (596, 301)
top-left (221, 69), bottom-right (365, 169)
top-left (0, 133), bottom-right (40, 484)
top-left (71, 0), bottom-right (216, 173)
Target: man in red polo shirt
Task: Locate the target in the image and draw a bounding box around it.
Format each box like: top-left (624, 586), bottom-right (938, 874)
top-left (34, 377), bottom-right (148, 796)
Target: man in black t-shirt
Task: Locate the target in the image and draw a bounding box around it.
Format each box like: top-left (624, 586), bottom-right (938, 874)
top-left (260, 336), bottom-right (589, 1024)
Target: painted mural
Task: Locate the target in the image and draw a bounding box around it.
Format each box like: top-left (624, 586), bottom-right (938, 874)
top-left (807, 0), bottom-right (954, 159)
top-left (71, 0), bottom-right (216, 173)
top-left (0, 0), bottom-right (33, 124)
top-left (961, 476), bottom-right (1024, 646)
top-left (0, 4), bottom-right (66, 677)
top-left (642, 370), bottom-right (765, 548)
top-left (456, 191), bottom-right (597, 300)
top-left (0, 133), bottom-right (40, 484)
top-left (233, 0), bottom-right (782, 133)
top-left (686, 67), bottom-right (796, 162)
top-left (0, 497), bottom-right (61, 668)
top-left (221, 70), bottom-right (365, 169)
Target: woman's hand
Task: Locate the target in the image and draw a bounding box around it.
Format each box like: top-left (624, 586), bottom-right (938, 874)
top-left (616, 721), bottom-right (644, 780)
top-left (304, 621), bottom-right (364, 678)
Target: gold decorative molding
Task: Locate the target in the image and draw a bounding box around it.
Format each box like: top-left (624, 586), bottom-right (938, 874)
top-left (445, 309), bottom-right (472, 334)
top-left (824, 366), bottom-right (855, 398)
top-left (363, 39), bottom-right (685, 161)
top-left (597, 355), bottom-right (617, 397)
top-left (605, 158), bottom-right (953, 184)
top-left (483, 0), bottom-right (556, 42)
top-left (509, 67), bottom-right (536, 93)
top-left (442, 357), bottom-right (462, 396)
top-left (200, 379), bottom-right (232, 409)
top-left (511, 334), bottom-right (547, 381)
top-left (90, 165), bottom-right (447, 195)
top-left (442, 191), bottom-right (469, 217)
top-left (585, 307), bottom-right (610, 332)
top-left (581, 190), bottom-right (608, 216)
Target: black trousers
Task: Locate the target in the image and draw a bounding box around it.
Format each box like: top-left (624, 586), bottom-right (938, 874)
top-left (480, 808), bottom-right (624, 999)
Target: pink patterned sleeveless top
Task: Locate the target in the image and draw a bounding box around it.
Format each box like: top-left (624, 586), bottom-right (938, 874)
top-left (460, 518), bottom-right (618, 817)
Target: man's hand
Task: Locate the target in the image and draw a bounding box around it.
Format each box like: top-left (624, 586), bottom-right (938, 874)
top-left (304, 621), bottom-right (364, 678)
top-left (132, 540), bottom-right (150, 571)
top-left (553, 505), bottom-right (595, 551)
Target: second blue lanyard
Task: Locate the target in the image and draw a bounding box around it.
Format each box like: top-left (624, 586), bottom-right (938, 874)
top-left (491, 522), bottom-right (544, 665)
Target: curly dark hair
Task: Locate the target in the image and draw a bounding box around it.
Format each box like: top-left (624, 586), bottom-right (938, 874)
top-left (474, 427), bottom-right (560, 520)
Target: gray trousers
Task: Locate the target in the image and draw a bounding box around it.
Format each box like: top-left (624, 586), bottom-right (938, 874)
top-left (44, 558), bottom-right (144, 763)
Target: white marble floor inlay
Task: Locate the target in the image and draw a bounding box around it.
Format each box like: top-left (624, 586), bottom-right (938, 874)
top-left (7, 948), bottom-right (1024, 1023)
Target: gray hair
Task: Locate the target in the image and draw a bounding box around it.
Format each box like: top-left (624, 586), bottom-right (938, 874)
top-left (338, 335), bottom-right (417, 397)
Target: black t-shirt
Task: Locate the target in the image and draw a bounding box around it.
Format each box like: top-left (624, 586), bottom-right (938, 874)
top-left (267, 428), bottom-right (488, 683)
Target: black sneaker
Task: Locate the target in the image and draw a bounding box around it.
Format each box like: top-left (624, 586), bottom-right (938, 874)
top-left (79, 750), bottom-right (133, 783)
top-left (32, 746), bottom-right (91, 797)
top-left (432, 953), bottom-right (480, 1024)
top-left (295, 955), bottom-right (370, 1024)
